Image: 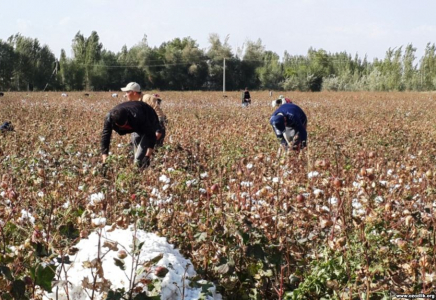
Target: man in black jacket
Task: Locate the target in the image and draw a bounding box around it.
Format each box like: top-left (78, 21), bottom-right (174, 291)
top-left (101, 101), bottom-right (162, 168)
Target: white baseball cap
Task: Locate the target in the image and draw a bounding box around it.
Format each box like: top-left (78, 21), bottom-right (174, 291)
top-left (121, 82), bottom-right (141, 92)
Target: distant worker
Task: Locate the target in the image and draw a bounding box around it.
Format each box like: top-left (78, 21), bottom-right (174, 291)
top-left (270, 103), bottom-right (307, 151)
top-left (0, 121), bottom-right (14, 133)
top-left (241, 87), bottom-right (251, 107)
top-left (271, 95), bottom-right (292, 108)
top-left (101, 100), bottom-right (162, 169)
top-left (120, 82), bottom-right (167, 147)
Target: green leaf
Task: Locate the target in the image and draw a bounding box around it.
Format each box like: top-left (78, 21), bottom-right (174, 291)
top-left (194, 232), bottom-right (207, 242)
top-left (113, 258), bottom-right (126, 271)
top-left (189, 280), bottom-right (214, 296)
top-left (58, 221), bottom-right (79, 240)
top-left (154, 266), bottom-right (169, 277)
top-left (0, 293), bottom-right (13, 300)
top-left (0, 266), bottom-right (13, 281)
top-left (143, 254), bottom-right (163, 268)
top-left (3, 222), bottom-right (17, 237)
top-left (133, 292), bottom-right (160, 299)
top-left (247, 262), bottom-right (261, 276)
top-left (246, 244), bottom-right (265, 260)
top-left (30, 263), bottom-right (56, 292)
top-left (259, 269), bottom-right (273, 277)
top-left (136, 266), bottom-right (145, 276)
top-left (72, 207), bottom-right (85, 217)
top-left (236, 230), bottom-right (249, 245)
top-left (135, 241), bottom-right (145, 252)
top-left (297, 237), bottom-right (308, 244)
top-left (200, 282), bottom-right (214, 295)
top-left (214, 263), bottom-right (230, 274)
top-left (10, 279), bottom-right (27, 300)
top-left (33, 242), bottom-right (49, 257)
top-left (369, 264), bottom-right (385, 273)
top-left (106, 290), bottom-right (124, 300)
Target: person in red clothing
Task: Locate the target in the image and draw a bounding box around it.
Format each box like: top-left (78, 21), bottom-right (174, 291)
top-left (271, 95), bottom-right (292, 108)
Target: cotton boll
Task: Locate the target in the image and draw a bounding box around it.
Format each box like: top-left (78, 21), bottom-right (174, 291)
top-left (313, 189), bottom-right (323, 198)
top-left (91, 217), bottom-right (106, 227)
top-left (308, 171), bottom-right (319, 178)
top-left (159, 175), bottom-right (170, 183)
top-left (89, 192), bottom-right (105, 205)
top-left (117, 250), bottom-right (128, 259)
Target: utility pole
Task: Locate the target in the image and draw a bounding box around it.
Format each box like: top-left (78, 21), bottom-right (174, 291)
top-left (223, 57), bottom-right (226, 94)
top-left (223, 34), bottom-right (230, 95)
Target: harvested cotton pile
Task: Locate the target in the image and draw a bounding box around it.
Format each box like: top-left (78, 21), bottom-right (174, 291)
top-left (44, 226), bottom-right (221, 300)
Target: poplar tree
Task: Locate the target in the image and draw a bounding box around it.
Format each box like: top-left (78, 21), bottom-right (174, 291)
top-left (0, 40), bottom-right (15, 90)
top-left (72, 31), bottom-right (102, 90)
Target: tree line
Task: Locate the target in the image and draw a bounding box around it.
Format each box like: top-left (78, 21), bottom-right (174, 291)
top-left (1, 31), bottom-right (435, 92)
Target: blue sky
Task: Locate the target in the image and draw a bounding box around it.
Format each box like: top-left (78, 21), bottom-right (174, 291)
top-left (1, 0), bottom-right (435, 61)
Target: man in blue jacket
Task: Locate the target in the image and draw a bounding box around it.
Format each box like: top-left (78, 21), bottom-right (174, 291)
top-left (270, 103), bottom-right (307, 151)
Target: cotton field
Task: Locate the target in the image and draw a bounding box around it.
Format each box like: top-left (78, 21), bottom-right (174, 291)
top-left (1, 91), bottom-right (436, 299)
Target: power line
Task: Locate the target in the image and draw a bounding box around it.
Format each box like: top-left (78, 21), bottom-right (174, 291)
top-left (79, 62), bottom-right (195, 68)
top-left (74, 57), bottom-right (366, 69)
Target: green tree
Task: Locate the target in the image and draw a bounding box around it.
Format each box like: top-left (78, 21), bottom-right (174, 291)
top-left (324, 52), bottom-right (375, 91)
top-left (402, 44), bottom-right (417, 91)
top-left (34, 45), bottom-right (57, 90)
top-left (7, 34), bottom-right (56, 91)
top-left (384, 47), bottom-right (403, 90)
top-left (256, 50), bottom-right (283, 90)
top-left (156, 37), bottom-right (208, 90)
top-left (206, 33), bottom-right (237, 90)
top-left (116, 44), bottom-right (148, 89)
top-left (71, 31), bottom-right (103, 90)
top-left (8, 34), bottom-right (37, 90)
top-left (59, 49), bottom-right (85, 91)
top-left (306, 48), bottom-right (334, 91)
top-left (155, 39), bottom-right (186, 90)
top-left (129, 35), bottom-right (155, 88)
top-left (241, 39), bottom-right (265, 89)
top-left (0, 40), bottom-right (15, 90)
top-left (97, 50), bottom-right (124, 91)
top-left (179, 37), bottom-right (209, 90)
top-left (282, 52), bottom-right (310, 91)
top-left (419, 43), bottom-right (436, 90)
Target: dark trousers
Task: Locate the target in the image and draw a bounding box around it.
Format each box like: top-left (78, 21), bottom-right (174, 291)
top-left (242, 99), bottom-right (251, 107)
top-left (131, 133), bottom-right (151, 168)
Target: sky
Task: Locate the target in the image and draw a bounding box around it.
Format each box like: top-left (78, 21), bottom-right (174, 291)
top-left (1, 0), bottom-right (436, 62)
